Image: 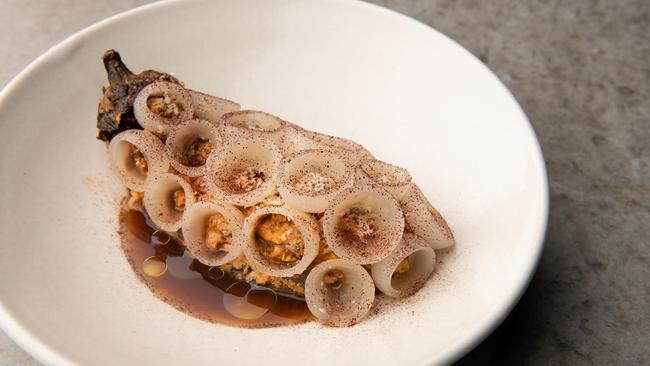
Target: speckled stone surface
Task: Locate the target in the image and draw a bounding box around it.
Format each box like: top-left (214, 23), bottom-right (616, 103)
top-left (1, 0), bottom-right (648, 365)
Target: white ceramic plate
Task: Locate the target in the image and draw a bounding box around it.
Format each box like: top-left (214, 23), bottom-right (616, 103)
top-left (0, 1), bottom-right (548, 365)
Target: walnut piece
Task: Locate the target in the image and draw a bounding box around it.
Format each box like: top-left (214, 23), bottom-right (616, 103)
top-left (339, 207), bottom-right (378, 240)
top-left (234, 167), bottom-right (265, 192)
top-left (255, 214), bottom-right (304, 263)
top-left (173, 189), bottom-right (186, 211)
top-left (323, 269), bottom-right (344, 288)
top-left (183, 138), bottom-right (213, 167)
top-left (130, 145), bottom-right (148, 175)
top-left (393, 258), bottom-right (411, 278)
top-left (147, 94), bottom-right (182, 118)
top-left (294, 171), bottom-right (333, 193)
top-left (205, 213), bottom-right (232, 252)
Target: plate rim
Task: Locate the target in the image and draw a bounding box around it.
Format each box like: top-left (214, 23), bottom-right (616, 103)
top-left (0, 1), bottom-right (549, 365)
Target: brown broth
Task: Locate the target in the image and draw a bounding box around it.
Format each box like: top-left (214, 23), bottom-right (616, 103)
top-left (119, 209), bottom-right (313, 328)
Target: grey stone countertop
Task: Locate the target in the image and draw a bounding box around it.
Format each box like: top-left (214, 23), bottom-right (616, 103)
top-left (1, 0), bottom-right (648, 365)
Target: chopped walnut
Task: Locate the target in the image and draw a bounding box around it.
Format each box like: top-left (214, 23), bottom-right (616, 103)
top-left (268, 246), bottom-right (299, 263)
top-left (286, 281), bottom-right (305, 295)
top-left (246, 271), bottom-right (271, 285)
top-left (173, 189), bottom-right (186, 211)
top-left (262, 193), bottom-right (284, 206)
top-left (130, 145), bottom-right (148, 175)
top-left (393, 258), bottom-right (411, 277)
top-left (246, 271), bottom-right (305, 295)
top-left (339, 207), bottom-right (378, 240)
top-left (255, 214), bottom-right (304, 263)
top-left (181, 175), bottom-right (212, 201)
top-left (294, 171), bottom-right (333, 193)
top-left (127, 189), bottom-right (144, 209)
top-left (205, 213), bottom-right (232, 252)
top-left (220, 254), bottom-right (251, 273)
top-left (323, 269), bottom-right (344, 289)
top-left (183, 138), bottom-right (213, 167)
top-left (234, 167), bottom-right (265, 192)
top-left (147, 94), bottom-right (182, 118)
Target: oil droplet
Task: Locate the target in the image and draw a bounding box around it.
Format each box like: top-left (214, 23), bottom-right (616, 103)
top-left (142, 256), bottom-right (167, 277)
top-left (152, 230), bottom-right (172, 245)
top-left (207, 266), bottom-right (225, 280)
top-left (223, 282), bottom-right (277, 320)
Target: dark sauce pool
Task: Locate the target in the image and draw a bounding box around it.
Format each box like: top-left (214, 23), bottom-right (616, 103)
top-left (119, 209), bottom-right (313, 328)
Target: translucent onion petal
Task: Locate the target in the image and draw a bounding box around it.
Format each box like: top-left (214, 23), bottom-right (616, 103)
top-left (188, 89), bottom-right (240, 122)
top-left (356, 159), bottom-right (412, 200)
top-left (241, 205), bottom-right (320, 277)
top-left (322, 185), bottom-right (404, 264)
top-left (305, 259), bottom-right (375, 327)
top-left (371, 233), bottom-right (435, 298)
top-left (400, 183), bottom-right (454, 249)
top-left (222, 110), bottom-right (286, 144)
top-left (108, 129), bottom-right (169, 191)
top-left (277, 149), bottom-right (354, 213)
top-left (133, 81), bottom-right (194, 135)
top-left (302, 130), bottom-right (374, 166)
top-left (143, 173), bottom-right (195, 232)
top-left (165, 119), bottom-right (223, 177)
top-left (203, 131), bottom-right (281, 207)
top-left (276, 126), bottom-right (322, 157)
top-left (181, 200), bottom-right (244, 266)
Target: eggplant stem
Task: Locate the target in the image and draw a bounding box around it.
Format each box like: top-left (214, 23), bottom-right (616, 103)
top-left (102, 49), bottom-right (134, 86)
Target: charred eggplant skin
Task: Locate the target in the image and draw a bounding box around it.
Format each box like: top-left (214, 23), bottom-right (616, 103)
top-left (97, 49), bottom-right (179, 142)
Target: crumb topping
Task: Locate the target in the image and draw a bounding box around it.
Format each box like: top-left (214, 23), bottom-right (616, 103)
top-left (262, 193), bottom-right (284, 207)
top-left (323, 269), bottom-right (344, 289)
top-left (255, 214), bottom-right (304, 264)
top-left (127, 189), bottom-right (144, 209)
top-left (221, 255), bottom-right (251, 273)
top-left (205, 213), bottom-right (232, 252)
top-left (173, 189), bottom-right (186, 211)
top-left (393, 258), bottom-right (411, 278)
top-left (339, 207), bottom-right (378, 241)
top-left (176, 174), bottom-right (213, 201)
top-left (234, 167), bottom-right (265, 192)
top-left (147, 94), bottom-right (182, 118)
top-left (130, 145), bottom-right (148, 175)
top-left (294, 171), bottom-right (334, 193)
top-left (183, 138), bottom-right (213, 167)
